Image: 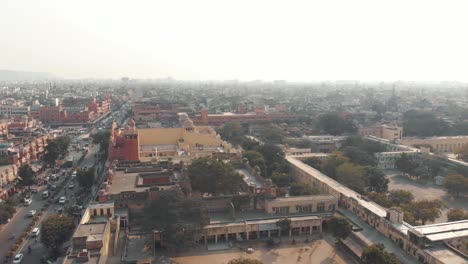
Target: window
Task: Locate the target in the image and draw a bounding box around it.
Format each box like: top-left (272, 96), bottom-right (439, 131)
top-left (317, 203), bottom-right (325, 212)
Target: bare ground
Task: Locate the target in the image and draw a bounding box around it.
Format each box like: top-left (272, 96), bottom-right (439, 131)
top-left (386, 174), bottom-right (468, 223)
top-left (172, 237), bottom-right (354, 264)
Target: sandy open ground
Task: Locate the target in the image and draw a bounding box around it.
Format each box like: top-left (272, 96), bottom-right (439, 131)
top-left (172, 238), bottom-right (353, 264)
top-left (387, 173), bottom-right (468, 223)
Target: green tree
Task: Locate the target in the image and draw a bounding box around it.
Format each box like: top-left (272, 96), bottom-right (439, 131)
top-left (366, 192), bottom-right (393, 208)
top-left (289, 182), bottom-right (320, 196)
top-left (340, 136), bottom-right (387, 155)
top-left (342, 146), bottom-right (376, 166)
top-left (443, 174), bottom-right (468, 197)
top-left (456, 143), bottom-right (468, 162)
top-left (388, 190), bottom-right (414, 206)
top-left (220, 121), bottom-right (245, 145)
top-left (188, 158), bottom-right (243, 195)
top-left (317, 113), bottom-right (357, 135)
top-left (241, 138), bottom-right (260, 151)
top-left (143, 190), bottom-right (209, 252)
top-left (17, 164), bottom-right (36, 188)
top-left (321, 151), bottom-right (349, 179)
top-left (92, 130), bottom-right (111, 154)
top-left (228, 258), bottom-right (263, 264)
top-left (394, 153), bottom-right (415, 175)
top-left (361, 244), bottom-right (399, 264)
top-left (0, 199), bottom-right (17, 224)
top-left (270, 172), bottom-right (289, 188)
top-left (336, 163), bottom-right (366, 194)
top-left (447, 208), bottom-right (468, 222)
top-left (243, 151), bottom-right (267, 177)
top-left (257, 144), bottom-right (288, 176)
top-left (76, 167), bottom-right (95, 190)
top-left (326, 216), bottom-right (352, 240)
top-left (363, 167), bottom-right (388, 193)
top-left (302, 157), bottom-right (322, 170)
top-left (276, 218), bottom-right (292, 239)
top-left (261, 127), bottom-right (284, 144)
top-left (403, 199), bottom-right (445, 225)
top-left (403, 110), bottom-right (448, 137)
top-left (41, 214), bottom-right (74, 252)
top-left (44, 136), bottom-right (71, 165)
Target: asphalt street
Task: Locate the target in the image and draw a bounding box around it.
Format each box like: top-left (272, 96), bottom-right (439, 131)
top-left (0, 140), bottom-right (101, 263)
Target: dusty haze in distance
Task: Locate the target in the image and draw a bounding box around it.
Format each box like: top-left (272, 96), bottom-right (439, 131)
top-left (1, 0), bottom-right (468, 81)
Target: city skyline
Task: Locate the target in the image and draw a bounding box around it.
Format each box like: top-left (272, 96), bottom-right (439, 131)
top-left (1, 0), bottom-right (468, 81)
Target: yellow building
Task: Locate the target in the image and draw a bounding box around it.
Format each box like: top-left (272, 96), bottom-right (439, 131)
top-left (264, 195), bottom-right (337, 214)
top-left (359, 124), bottom-right (403, 142)
top-left (109, 113), bottom-right (239, 162)
top-left (401, 136), bottom-right (468, 153)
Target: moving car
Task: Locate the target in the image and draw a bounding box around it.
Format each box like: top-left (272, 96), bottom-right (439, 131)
top-left (23, 198), bottom-right (32, 206)
top-left (42, 191), bottom-right (50, 199)
top-left (59, 196), bottom-right (67, 205)
top-left (28, 210), bottom-right (37, 217)
top-left (12, 253), bottom-right (24, 264)
top-left (246, 248), bottom-right (255, 254)
top-left (69, 183), bottom-right (75, 189)
top-left (32, 227), bottom-right (40, 237)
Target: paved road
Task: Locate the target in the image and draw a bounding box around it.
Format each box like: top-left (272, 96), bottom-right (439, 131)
top-left (0, 142), bottom-right (101, 263)
top-left (17, 144), bottom-right (102, 264)
top-left (0, 181), bottom-right (50, 260)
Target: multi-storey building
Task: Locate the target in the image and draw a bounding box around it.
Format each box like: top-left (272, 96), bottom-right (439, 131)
top-left (132, 99), bottom-right (179, 123)
top-left (108, 113), bottom-right (238, 162)
top-left (359, 124), bottom-right (403, 142)
top-left (193, 107), bottom-right (296, 126)
top-left (401, 136), bottom-right (468, 153)
top-left (287, 155), bottom-right (468, 264)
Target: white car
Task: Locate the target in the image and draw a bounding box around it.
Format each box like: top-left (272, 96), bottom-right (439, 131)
top-left (59, 196), bottom-right (67, 205)
top-left (69, 183), bottom-right (75, 189)
top-left (12, 253), bottom-right (23, 264)
top-left (23, 198), bottom-right (32, 206)
top-left (32, 227), bottom-right (40, 237)
top-left (28, 210), bottom-right (37, 217)
top-left (246, 248), bottom-right (255, 254)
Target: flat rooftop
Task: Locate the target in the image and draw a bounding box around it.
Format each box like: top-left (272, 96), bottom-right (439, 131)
top-left (269, 194), bottom-right (336, 203)
top-left (286, 156), bottom-right (388, 218)
top-left (124, 235), bottom-right (153, 262)
top-left (210, 210), bottom-right (332, 224)
top-left (424, 244), bottom-right (468, 264)
top-left (88, 201), bottom-right (114, 209)
top-left (73, 223), bottom-right (106, 238)
top-left (207, 215), bottom-right (321, 229)
top-left (237, 169), bottom-right (263, 188)
top-left (410, 220), bottom-right (468, 241)
top-left (107, 170), bottom-right (150, 194)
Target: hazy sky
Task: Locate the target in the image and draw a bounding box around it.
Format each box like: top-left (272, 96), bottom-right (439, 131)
top-left (1, 0), bottom-right (468, 81)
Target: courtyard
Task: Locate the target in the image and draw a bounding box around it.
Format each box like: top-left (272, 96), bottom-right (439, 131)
top-left (386, 173), bottom-right (468, 223)
top-left (172, 237), bottom-right (353, 264)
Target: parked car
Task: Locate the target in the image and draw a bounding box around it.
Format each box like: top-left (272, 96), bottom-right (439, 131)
top-left (12, 253), bottom-right (24, 264)
top-left (69, 183), bottom-right (75, 189)
top-left (28, 210), bottom-right (37, 217)
top-left (50, 184), bottom-right (57, 190)
top-left (246, 248), bottom-right (255, 254)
